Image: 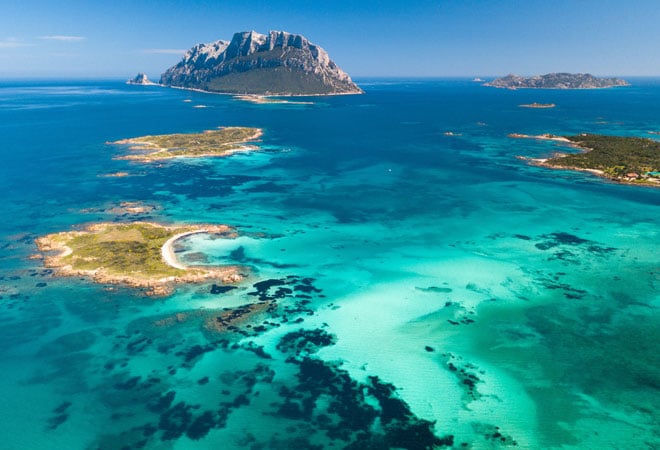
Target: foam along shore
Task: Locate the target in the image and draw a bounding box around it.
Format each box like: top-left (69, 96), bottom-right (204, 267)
top-left (35, 222), bottom-right (244, 296)
top-left (111, 126), bottom-right (263, 162)
top-left (508, 133), bottom-right (572, 143)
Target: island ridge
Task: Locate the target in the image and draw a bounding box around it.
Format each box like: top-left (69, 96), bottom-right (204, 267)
top-left (485, 73), bottom-right (629, 89)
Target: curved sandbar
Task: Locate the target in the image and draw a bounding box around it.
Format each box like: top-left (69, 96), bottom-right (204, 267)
top-left (161, 229), bottom-right (209, 270)
top-left (36, 222), bottom-right (244, 296)
top-left (111, 126), bottom-right (263, 163)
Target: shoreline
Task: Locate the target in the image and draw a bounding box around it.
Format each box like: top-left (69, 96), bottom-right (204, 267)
top-left (508, 133), bottom-right (573, 144)
top-left (143, 82), bottom-right (364, 98)
top-left (161, 229), bottom-right (209, 270)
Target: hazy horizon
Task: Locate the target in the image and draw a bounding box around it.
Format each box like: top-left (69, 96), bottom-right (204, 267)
top-left (2, 0), bottom-right (660, 79)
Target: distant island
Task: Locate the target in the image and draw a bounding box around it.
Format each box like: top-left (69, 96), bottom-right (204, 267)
top-left (126, 72), bottom-right (155, 85)
top-left (111, 127), bottom-right (262, 162)
top-left (36, 222), bottom-right (243, 296)
top-left (519, 103), bottom-right (556, 108)
top-left (160, 30), bottom-right (362, 96)
top-left (485, 73), bottom-right (629, 89)
top-left (512, 133), bottom-right (660, 186)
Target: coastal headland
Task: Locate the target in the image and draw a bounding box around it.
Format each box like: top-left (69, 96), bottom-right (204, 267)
top-left (111, 127), bottom-right (262, 162)
top-left (511, 133), bottom-right (660, 186)
top-left (36, 222), bottom-right (244, 295)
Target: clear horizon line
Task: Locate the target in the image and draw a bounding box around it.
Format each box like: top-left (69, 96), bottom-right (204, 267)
top-left (1, 74), bottom-right (659, 81)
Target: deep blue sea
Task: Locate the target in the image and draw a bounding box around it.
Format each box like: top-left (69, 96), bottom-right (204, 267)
top-left (0, 78), bottom-right (658, 449)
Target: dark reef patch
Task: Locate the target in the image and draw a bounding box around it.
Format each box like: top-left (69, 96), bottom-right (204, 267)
top-left (159, 401), bottom-right (194, 441)
top-left (46, 401), bottom-right (72, 430)
top-left (186, 410), bottom-right (217, 440)
top-left (416, 286), bottom-right (453, 294)
top-left (277, 328), bottom-right (336, 355)
top-left (442, 353), bottom-right (483, 403)
top-left (472, 423), bottom-right (518, 447)
top-left (147, 391), bottom-right (176, 413)
top-left (534, 274), bottom-right (588, 299)
top-left (210, 284), bottom-right (237, 294)
top-left (267, 351), bottom-right (446, 448)
top-left (177, 343), bottom-right (215, 366)
top-left (228, 246), bottom-right (298, 269)
top-left (240, 276), bottom-right (320, 325)
top-left (534, 231), bottom-right (616, 261)
top-left (38, 329), bottom-right (96, 356)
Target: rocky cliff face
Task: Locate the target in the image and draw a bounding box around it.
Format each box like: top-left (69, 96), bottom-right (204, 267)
top-left (160, 31), bottom-right (362, 96)
top-left (484, 73), bottom-right (629, 89)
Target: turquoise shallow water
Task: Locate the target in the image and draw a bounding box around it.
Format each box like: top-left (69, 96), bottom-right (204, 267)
top-left (0, 79), bottom-right (658, 449)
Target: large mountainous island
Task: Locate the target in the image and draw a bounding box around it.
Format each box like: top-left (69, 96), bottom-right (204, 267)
top-left (160, 30), bottom-right (362, 96)
top-left (485, 73), bottom-right (629, 89)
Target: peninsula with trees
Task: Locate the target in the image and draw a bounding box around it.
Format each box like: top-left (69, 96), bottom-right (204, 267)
top-left (512, 133), bottom-right (660, 186)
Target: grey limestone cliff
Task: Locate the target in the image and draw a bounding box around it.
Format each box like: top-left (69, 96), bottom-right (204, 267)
top-left (160, 31), bottom-right (362, 96)
top-left (484, 73), bottom-right (629, 89)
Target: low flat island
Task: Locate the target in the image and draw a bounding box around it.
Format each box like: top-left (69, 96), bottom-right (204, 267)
top-left (112, 127), bottom-right (262, 162)
top-left (233, 95), bottom-right (314, 105)
top-left (519, 103), bottom-right (556, 108)
top-left (36, 222), bottom-right (244, 295)
top-left (512, 133), bottom-right (660, 186)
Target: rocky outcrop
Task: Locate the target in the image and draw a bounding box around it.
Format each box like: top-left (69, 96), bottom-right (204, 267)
top-left (127, 72), bottom-right (153, 85)
top-left (160, 31), bottom-right (362, 96)
top-left (484, 73), bottom-right (629, 89)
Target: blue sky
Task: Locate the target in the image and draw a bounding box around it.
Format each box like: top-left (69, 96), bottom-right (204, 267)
top-left (2, 0), bottom-right (660, 78)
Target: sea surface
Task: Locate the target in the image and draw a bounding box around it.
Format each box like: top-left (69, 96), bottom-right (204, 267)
top-left (0, 78), bottom-right (658, 449)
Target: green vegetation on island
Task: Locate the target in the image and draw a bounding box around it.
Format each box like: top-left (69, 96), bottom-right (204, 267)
top-left (207, 66), bottom-right (334, 95)
top-left (515, 133), bottom-right (660, 186)
top-left (113, 127), bottom-right (262, 162)
top-left (36, 222), bottom-right (242, 295)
